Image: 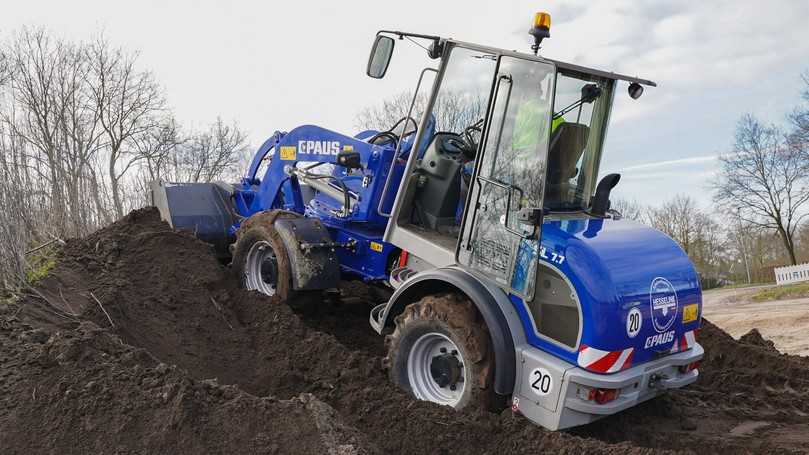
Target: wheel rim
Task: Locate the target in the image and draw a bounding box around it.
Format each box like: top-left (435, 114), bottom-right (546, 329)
top-left (407, 332), bottom-right (466, 407)
top-left (244, 240), bottom-right (279, 296)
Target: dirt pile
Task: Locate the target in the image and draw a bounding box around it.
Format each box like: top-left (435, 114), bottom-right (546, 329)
top-left (0, 319), bottom-right (373, 454)
top-left (3, 207), bottom-right (809, 454)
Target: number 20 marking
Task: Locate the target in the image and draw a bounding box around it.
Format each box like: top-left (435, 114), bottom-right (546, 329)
top-left (629, 312), bottom-right (640, 332)
top-left (530, 368), bottom-right (553, 396)
top-left (626, 307), bottom-right (642, 338)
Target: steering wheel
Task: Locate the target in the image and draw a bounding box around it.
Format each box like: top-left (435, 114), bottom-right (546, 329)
top-left (392, 116), bottom-right (418, 139)
top-left (368, 130), bottom-right (399, 146)
top-left (463, 118), bottom-right (484, 147)
top-left (443, 135), bottom-right (476, 161)
top-left (443, 118), bottom-right (484, 161)
top-left (444, 118), bottom-right (484, 161)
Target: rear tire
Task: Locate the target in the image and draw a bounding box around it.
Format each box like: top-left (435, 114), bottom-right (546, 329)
top-left (384, 293), bottom-right (495, 410)
top-left (233, 210), bottom-right (299, 301)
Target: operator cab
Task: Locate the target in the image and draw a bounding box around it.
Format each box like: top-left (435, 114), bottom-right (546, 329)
top-left (366, 25), bottom-right (655, 303)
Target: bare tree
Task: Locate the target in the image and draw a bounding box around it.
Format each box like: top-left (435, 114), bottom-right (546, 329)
top-left (0, 27), bottom-right (249, 286)
top-left (355, 90), bottom-right (485, 134)
top-left (182, 117), bottom-right (249, 182)
top-left (0, 126), bottom-right (34, 287)
top-left (4, 28), bottom-right (68, 232)
top-left (2, 29), bottom-right (112, 236)
top-left (647, 196), bottom-right (701, 255)
top-left (0, 46), bottom-right (9, 87)
top-left (610, 198), bottom-right (646, 221)
top-left (87, 35), bottom-right (165, 218)
top-left (646, 195), bottom-right (730, 286)
top-left (133, 115), bottom-right (183, 182)
top-left (790, 72), bottom-right (809, 144)
top-left (54, 40), bottom-right (106, 233)
top-left (714, 114), bottom-right (809, 265)
top-left (798, 222), bottom-right (809, 263)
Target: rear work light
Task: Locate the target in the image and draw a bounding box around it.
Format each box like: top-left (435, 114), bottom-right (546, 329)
top-left (679, 361), bottom-right (700, 374)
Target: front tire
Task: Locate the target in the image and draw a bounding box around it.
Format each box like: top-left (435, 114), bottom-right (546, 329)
top-left (232, 210), bottom-right (298, 301)
top-left (384, 293), bottom-right (494, 410)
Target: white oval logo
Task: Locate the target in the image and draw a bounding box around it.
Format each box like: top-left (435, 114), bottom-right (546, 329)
top-left (649, 277), bottom-right (678, 333)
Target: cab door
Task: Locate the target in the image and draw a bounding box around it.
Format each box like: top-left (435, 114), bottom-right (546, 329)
top-left (457, 56), bottom-right (556, 301)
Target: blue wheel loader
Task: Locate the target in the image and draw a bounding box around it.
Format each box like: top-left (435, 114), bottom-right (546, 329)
top-left (151, 13), bottom-right (704, 430)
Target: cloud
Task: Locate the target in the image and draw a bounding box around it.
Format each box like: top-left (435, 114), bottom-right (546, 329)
top-left (604, 154), bottom-right (720, 207)
top-left (541, 0), bottom-right (809, 89)
top-left (619, 155), bottom-right (718, 172)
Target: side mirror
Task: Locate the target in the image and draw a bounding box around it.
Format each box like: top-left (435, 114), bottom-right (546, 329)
top-left (336, 149), bottom-right (362, 170)
top-left (367, 35), bottom-right (395, 79)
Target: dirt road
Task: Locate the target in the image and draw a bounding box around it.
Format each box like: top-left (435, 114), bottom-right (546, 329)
top-left (703, 285), bottom-right (809, 356)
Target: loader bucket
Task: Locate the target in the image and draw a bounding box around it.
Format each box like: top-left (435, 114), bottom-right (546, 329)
top-left (150, 180), bottom-right (237, 259)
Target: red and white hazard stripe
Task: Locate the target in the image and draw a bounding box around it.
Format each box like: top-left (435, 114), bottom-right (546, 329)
top-left (669, 330), bottom-right (697, 354)
top-left (577, 344), bottom-right (634, 373)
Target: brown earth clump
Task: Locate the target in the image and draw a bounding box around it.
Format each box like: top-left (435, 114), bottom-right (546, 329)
top-left (3, 207), bottom-right (809, 454)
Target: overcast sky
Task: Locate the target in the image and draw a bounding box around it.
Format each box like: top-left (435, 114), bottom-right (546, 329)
top-left (3, 0), bottom-right (808, 208)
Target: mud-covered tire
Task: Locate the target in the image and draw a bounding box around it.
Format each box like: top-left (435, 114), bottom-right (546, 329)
top-left (384, 293), bottom-right (495, 410)
top-left (232, 210), bottom-right (300, 302)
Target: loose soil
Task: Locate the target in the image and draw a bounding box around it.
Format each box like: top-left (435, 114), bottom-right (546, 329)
top-left (2, 208), bottom-right (809, 454)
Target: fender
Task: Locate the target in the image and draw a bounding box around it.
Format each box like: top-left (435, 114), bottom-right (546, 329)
top-left (375, 266), bottom-right (526, 395)
top-left (273, 217), bottom-right (340, 291)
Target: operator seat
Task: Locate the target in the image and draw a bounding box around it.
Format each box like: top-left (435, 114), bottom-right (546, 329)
top-left (544, 123), bottom-right (589, 203)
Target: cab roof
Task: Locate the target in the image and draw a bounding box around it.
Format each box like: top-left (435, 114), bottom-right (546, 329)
top-left (378, 30), bottom-right (658, 87)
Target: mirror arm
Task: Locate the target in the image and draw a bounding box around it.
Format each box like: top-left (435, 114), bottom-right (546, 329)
top-left (376, 30), bottom-right (443, 59)
top-left (376, 30), bottom-right (441, 43)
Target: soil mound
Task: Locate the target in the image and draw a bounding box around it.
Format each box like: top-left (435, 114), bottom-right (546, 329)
top-left (0, 318), bottom-right (374, 454)
top-left (4, 207), bottom-right (809, 454)
top-left (739, 328), bottom-right (778, 351)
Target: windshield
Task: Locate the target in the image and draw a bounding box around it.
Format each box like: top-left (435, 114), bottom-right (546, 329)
top-left (545, 71), bottom-right (614, 212)
top-left (431, 47), bottom-right (494, 133)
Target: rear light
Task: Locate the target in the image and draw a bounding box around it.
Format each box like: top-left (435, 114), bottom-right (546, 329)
top-left (591, 388), bottom-right (620, 404)
top-left (398, 250), bottom-right (409, 268)
top-left (678, 361), bottom-right (700, 374)
top-left (578, 387), bottom-right (620, 405)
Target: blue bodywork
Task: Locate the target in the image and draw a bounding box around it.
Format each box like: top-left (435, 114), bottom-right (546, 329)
top-left (511, 217), bottom-right (701, 372)
top-left (232, 123), bottom-right (432, 280)
top-left (227, 124), bottom-right (701, 374)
